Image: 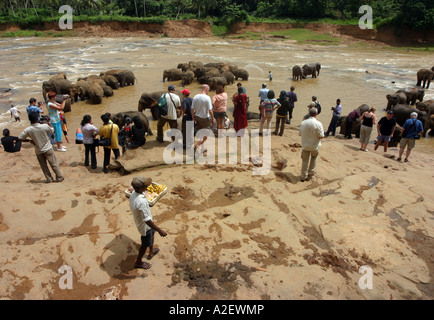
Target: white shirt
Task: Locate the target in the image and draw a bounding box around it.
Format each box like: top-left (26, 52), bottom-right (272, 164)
top-left (299, 117), bottom-right (324, 151)
top-left (129, 191), bottom-right (153, 236)
top-left (162, 92), bottom-right (181, 121)
top-left (10, 107), bottom-right (20, 118)
top-left (192, 94), bottom-right (212, 118)
top-left (19, 123), bottom-right (54, 154)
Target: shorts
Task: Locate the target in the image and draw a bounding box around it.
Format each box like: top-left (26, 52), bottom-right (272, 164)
top-left (214, 111), bottom-right (227, 119)
top-left (140, 229), bottom-right (155, 248)
top-left (400, 138), bottom-right (416, 150)
top-left (377, 135), bottom-right (391, 142)
top-left (196, 117), bottom-right (211, 131)
top-left (52, 122), bottom-right (62, 142)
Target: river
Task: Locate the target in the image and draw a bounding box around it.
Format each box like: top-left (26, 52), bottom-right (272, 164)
top-left (0, 36), bottom-right (433, 152)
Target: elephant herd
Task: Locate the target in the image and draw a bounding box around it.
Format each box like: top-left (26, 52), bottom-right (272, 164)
top-left (41, 69), bottom-right (137, 109)
top-left (292, 63), bottom-right (321, 81)
top-left (163, 61), bottom-right (249, 90)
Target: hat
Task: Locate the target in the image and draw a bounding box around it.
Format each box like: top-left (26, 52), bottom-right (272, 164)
top-left (131, 176), bottom-right (152, 190)
top-left (180, 88), bottom-right (190, 95)
top-left (387, 110), bottom-right (394, 114)
top-left (168, 85), bottom-right (175, 91)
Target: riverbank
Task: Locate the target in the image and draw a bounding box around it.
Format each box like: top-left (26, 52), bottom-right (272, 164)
top-left (1, 118), bottom-right (433, 300)
top-left (1, 19), bottom-right (433, 48)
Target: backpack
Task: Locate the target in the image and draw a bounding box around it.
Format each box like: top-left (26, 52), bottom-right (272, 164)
top-left (157, 94), bottom-right (168, 116)
top-left (315, 101), bottom-right (322, 115)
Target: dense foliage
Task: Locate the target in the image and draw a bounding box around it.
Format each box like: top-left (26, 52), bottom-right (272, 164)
top-left (0, 0), bottom-right (433, 31)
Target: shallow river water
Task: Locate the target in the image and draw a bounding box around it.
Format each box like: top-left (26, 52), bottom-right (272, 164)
top-left (1, 37), bottom-right (433, 152)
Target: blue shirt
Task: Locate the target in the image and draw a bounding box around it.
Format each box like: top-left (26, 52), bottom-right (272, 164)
top-left (26, 105), bottom-right (42, 121)
top-left (333, 104), bottom-right (342, 117)
top-left (286, 91), bottom-right (298, 108)
top-left (403, 118), bottom-right (423, 139)
top-left (258, 88), bottom-right (269, 101)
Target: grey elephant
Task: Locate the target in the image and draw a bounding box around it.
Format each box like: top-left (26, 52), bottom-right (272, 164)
top-left (138, 91), bottom-right (166, 120)
top-left (72, 79), bottom-right (92, 102)
top-left (111, 111), bottom-right (153, 136)
top-left (232, 69), bottom-right (249, 81)
top-left (42, 78), bottom-right (75, 103)
top-left (302, 63), bottom-right (319, 78)
top-left (221, 71), bottom-right (235, 85)
top-left (292, 65), bottom-right (305, 81)
top-left (188, 61), bottom-right (203, 70)
top-left (101, 74), bottom-right (120, 89)
top-left (386, 92), bottom-right (407, 110)
top-left (416, 100), bottom-right (434, 130)
top-left (393, 104), bottom-right (429, 131)
top-left (396, 87), bottom-right (424, 105)
top-left (181, 70), bottom-right (195, 87)
top-left (163, 69), bottom-right (182, 82)
top-left (338, 104), bottom-right (370, 137)
top-left (416, 67), bottom-right (434, 89)
top-left (102, 85), bottom-right (113, 97)
top-left (88, 83), bottom-right (104, 104)
top-left (208, 77), bottom-right (227, 90)
top-left (100, 69), bottom-right (136, 87)
top-left (204, 69), bottom-right (221, 79)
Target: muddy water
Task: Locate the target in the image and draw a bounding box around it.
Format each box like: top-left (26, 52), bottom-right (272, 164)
top-left (1, 37), bottom-right (433, 152)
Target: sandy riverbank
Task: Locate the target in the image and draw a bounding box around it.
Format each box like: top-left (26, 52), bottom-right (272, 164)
top-left (0, 117), bottom-right (432, 300)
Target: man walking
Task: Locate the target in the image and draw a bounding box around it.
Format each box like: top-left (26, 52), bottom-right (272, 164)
top-left (10, 105), bottom-right (21, 122)
top-left (129, 176), bottom-right (167, 269)
top-left (19, 112), bottom-right (64, 183)
top-left (374, 110), bottom-right (396, 152)
top-left (299, 108), bottom-right (324, 182)
top-left (325, 99), bottom-right (342, 137)
top-left (156, 85), bottom-right (181, 143)
top-left (192, 84), bottom-right (214, 153)
top-left (286, 86), bottom-right (297, 124)
top-left (99, 113), bottom-right (120, 173)
top-left (397, 112), bottom-right (424, 162)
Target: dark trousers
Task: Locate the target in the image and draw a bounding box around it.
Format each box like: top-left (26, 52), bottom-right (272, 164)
top-left (345, 117), bottom-right (354, 138)
top-left (326, 116), bottom-right (340, 136)
top-left (84, 143), bottom-right (97, 169)
top-left (274, 116), bottom-right (285, 136)
top-left (103, 147), bottom-right (120, 170)
top-left (157, 117), bottom-right (178, 141)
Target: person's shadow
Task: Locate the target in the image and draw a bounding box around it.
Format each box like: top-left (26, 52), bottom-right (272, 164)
top-left (100, 234), bottom-right (142, 280)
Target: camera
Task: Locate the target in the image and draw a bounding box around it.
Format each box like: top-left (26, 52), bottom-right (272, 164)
top-left (63, 94), bottom-right (70, 100)
top-left (39, 115), bottom-right (50, 124)
top-left (37, 101), bottom-right (43, 107)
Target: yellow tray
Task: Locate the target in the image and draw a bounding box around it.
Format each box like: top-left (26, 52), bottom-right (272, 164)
top-left (124, 182), bottom-right (167, 207)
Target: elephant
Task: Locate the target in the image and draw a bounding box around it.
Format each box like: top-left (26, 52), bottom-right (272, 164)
top-left (88, 83), bottom-right (104, 104)
top-left (204, 62), bottom-right (225, 69)
top-left (163, 68), bottom-right (182, 82)
top-left (221, 71), bottom-right (235, 85)
top-left (396, 87), bottom-right (424, 105)
top-left (386, 92), bottom-right (407, 110)
top-left (177, 63), bottom-right (189, 72)
top-left (204, 69), bottom-right (221, 79)
top-left (338, 104), bottom-right (370, 137)
top-left (101, 84), bottom-right (113, 97)
top-left (302, 63), bottom-right (319, 78)
top-left (101, 74), bottom-right (120, 89)
top-left (208, 77), bottom-right (227, 91)
top-left (232, 69), bottom-right (249, 81)
top-left (426, 115), bottom-right (434, 137)
top-left (74, 79), bottom-right (92, 101)
top-left (138, 91), bottom-right (166, 120)
top-left (416, 100), bottom-right (434, 117)
top-left (393, 104), bottom-right (428, 132)
top-left (416, 68), bottom-right (434, 89)
top-left (181, 70), bottom-right (195, 87)
top-left (100, 69), bottom-right (136, 87)
top-left (315, 62), bottom-right (321, 75)
top-left (111, 111), bottom-right (153, 136)
top-left (42, 78), bottom-right (75, 103)
top-left (49, 73), bottom-right (67, 80)
top-left (292, 65), bottom-right (305, 81)
top-left (188, 61), bottom-right (203, 70)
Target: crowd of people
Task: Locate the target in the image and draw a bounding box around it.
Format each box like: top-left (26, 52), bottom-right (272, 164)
top-left (0, 82), bottom-right (426, 184)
